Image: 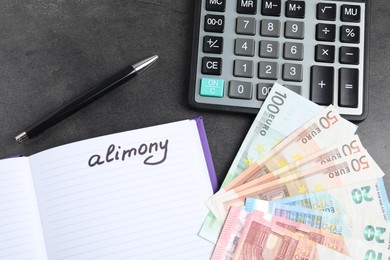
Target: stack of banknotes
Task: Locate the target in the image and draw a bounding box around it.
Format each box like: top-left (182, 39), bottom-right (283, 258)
top-left (199, 83), bottom-right (390, 259)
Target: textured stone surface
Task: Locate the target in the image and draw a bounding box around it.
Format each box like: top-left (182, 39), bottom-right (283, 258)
top-left (0, 0), bottom-right (388, 189)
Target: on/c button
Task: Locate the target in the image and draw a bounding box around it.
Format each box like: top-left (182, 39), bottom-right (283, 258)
top-left (200, 78), bottom-right (224, 98)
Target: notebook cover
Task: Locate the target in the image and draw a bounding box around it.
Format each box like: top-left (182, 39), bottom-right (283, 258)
top-left (192, 117), bottom-right (218, 193)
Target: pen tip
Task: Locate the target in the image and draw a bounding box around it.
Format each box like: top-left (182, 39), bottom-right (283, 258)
top-left (15, 132), bottom-right (29, 144)
top-left (133, 55), bottom-right (159, 73)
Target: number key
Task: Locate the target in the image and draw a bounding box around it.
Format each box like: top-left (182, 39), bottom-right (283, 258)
top-left (285, 21), bottom-right (304, 39)
top-left (236, 17), bottom-right (256, 35)
top-left (259, 40), bottom-right (279, 58)
top-left (234, 59), bottom-right (254, 78)
top-left (258, 61), bottom-right (278, 80)
top-left (229, 81), bottom-right (253, 99)
top-left (283, 63), bottom-right (303, 82)
top-left (235, 38), bottom-right (255, 56)
top-left (260, 19), bottom-right (280, 37)
top-left (257, 83), bottom-right (273, 100)
top-left (284, 42), bottom-right (304, 60)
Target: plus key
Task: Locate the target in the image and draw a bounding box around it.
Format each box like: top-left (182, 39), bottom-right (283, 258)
top-left (310, 65), bottom-right (334, 105)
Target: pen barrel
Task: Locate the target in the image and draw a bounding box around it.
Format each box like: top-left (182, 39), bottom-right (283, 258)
top-left (26, 67), bottom-right (137, 138)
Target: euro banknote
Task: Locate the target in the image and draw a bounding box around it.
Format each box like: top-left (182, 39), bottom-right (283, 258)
top-left (214, 151), bottom-right (384, 222)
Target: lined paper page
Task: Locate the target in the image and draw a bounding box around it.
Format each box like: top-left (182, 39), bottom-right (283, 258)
top-left (29, 119), bottom-right (214, 259)
top-left (0, 157), bottom-right (48, 260)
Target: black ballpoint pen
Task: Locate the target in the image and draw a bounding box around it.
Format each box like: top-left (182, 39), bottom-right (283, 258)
top-left (15, 55), bottom-right (158, 143)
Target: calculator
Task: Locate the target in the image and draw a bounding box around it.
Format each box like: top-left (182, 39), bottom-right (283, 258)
top-left (189, 0), bottom-right (369, 121)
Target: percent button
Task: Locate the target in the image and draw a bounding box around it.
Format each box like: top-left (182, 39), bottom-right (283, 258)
top-left (340, 25), bottom-right (360, 44)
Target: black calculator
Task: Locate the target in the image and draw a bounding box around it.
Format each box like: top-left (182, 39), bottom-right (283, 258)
top-left (189, 0), bottom-right (369, 120)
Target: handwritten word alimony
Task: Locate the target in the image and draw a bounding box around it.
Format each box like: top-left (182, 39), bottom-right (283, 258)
top-left (88, 139), bottom-right (169, 167)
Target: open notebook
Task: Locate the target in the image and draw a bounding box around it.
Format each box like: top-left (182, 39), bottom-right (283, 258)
top-left (0, 118), bottom-right (217, 259)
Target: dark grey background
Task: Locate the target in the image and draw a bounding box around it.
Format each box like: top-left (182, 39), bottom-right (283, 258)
top-left (0, 0), bottom-right (388, 189)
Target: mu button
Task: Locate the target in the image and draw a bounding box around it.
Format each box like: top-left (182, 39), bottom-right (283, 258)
top-left (202, 57), bottom-right (222, 75)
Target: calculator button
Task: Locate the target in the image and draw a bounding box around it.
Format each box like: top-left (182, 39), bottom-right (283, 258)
top-left (284, 42), bottom-right (304, 61)
top-left (258, 61), bottom-right (278, 80)
top-left (235, 39), bottom-right (255, 57)
top-left (236, 17), bottom-right (256, 35)
top-left (261, 0), bottom-right (281, 16)
top-left (229, 81), bottom-right (253, 99)
top-left (260, 19), bottom-right (280, 37)
top-left (200, 78), bottom-right (224, 97)
top-left (203, 36), bottom-right (223, 54)
top-left (234, 59), bottom-right (254, 78)
top-left (317, 3), bottom-right (336, 21)
top-left (316, 23), bottom-right (336, 42)
top-left (285, 1), bottom-right (305, 18)
top-left (206, 0), bottom-right (226, 12)
top-left (339, 46), bottom-right (360, 65)
top-left (285, 21), bottom-right (304, 39)
top-left (237, 0), bottom-right (257, 14)
top-left (315, 44), bottom-right (335, 63)
top-left (341, 5), bottom-right (361, 23)
top-left (284, 85), bottom-right (302, 94)
top-left (310, 65), bottom-right (334, 105)
top-left (257, 83), bottom-right (273, 100)
top-left (204, 14), bottom-right (225, 33)
top-left (283, 64), bottom-right (303, 82)
top-left (259, 40), bottom-right (279, 58)
top-left (340, 25), bottom-right (360, 43)
top-left (339, 68), bottom-right (359, 108)
top-left (202, 57), bottom-right (222, 75)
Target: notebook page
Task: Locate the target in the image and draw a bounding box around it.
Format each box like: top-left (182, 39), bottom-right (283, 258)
top-left (0, 157), bottom-right (48, 260)
top-left (29, 119), bottom-right (214, 259)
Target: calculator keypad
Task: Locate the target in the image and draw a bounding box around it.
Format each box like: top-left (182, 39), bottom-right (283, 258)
top-left (191, 0), bottom-right (367, 120)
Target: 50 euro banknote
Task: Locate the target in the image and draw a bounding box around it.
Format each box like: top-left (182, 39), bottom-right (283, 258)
top-left (214, 150), bottom-right (384, 222)
top-left (209, 134), bottom-right (365, 219)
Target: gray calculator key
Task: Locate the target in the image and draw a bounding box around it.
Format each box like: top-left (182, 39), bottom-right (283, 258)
top-left (235, 38), bottom-right (255, 56)
top-left (258, 61), bottom-right (278, 79)
top-left (257, 83), bottom-right (273, 100)
top-left (236, 17), bottom-right (256, 35)
top-left (259, 40), bottom-right (279, 58)
top-left (234, 59), bottom-right (254, 78)
top-left (283, 63), bottom-right (303, 82)
top-left (285, 21), bottom-right (304, 39)
top-left (284, 42), bottom-right (304, 60)
top-left (260, 19), bottom-right (280, 37)
top-left (229, 81), bottom-right (253, 99)
top-left (284, 85), bottom-right (302, 94)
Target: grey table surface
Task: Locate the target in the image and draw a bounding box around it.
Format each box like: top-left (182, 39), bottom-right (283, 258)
top-left (0, 0), bottom-right (389, 190)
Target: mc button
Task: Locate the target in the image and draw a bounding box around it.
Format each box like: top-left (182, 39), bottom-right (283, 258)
top-left (206, 0), bottom-right (226, 12)
top-left (202, 57), bottom-right (222, 75)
